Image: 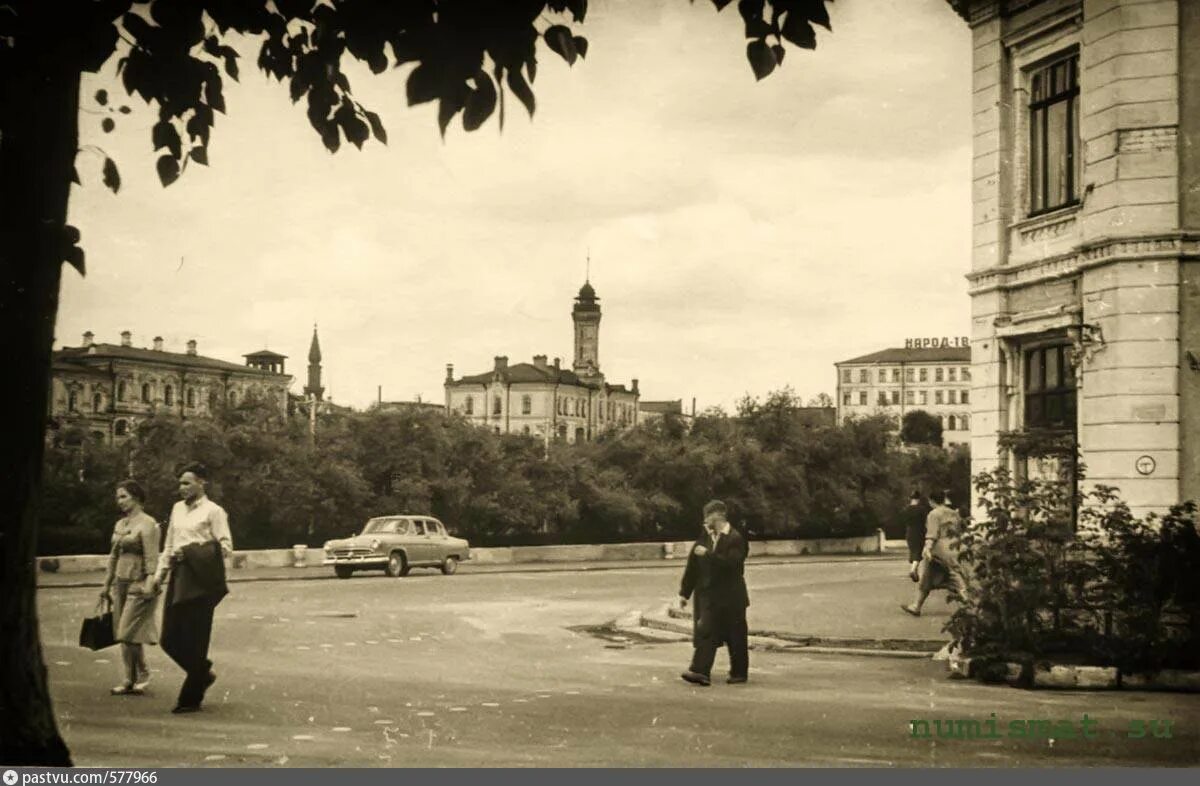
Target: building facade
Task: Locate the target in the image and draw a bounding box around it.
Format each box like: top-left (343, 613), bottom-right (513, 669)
top-left (947, 0), bottom-right (1199, 514)
top-left (444, 282), bottom-right (641, 443)
top-left (49, 331), bottom-right (292, 443)
top-left (835, 345), bottom-right (973, 445)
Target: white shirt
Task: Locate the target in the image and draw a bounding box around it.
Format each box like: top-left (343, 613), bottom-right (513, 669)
top-left (156, 496), bottom-right (233, 577)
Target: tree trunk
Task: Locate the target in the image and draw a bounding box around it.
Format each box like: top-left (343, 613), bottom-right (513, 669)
top-left (0, 33), bottom-right (81, 766)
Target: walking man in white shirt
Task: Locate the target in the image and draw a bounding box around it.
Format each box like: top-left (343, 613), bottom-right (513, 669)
top-left (149, 462), bottom-right (233, 714)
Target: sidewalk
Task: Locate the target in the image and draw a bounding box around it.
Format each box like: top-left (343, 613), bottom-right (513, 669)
top-left (37, 550), bottom-right (905, 588)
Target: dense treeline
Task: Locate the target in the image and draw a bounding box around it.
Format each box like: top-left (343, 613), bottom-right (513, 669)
top-left (39, 389), bottom-right (968, 554)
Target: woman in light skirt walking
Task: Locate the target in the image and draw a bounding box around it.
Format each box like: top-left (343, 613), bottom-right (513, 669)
top-left (101, 479), bottom-right (161, 695)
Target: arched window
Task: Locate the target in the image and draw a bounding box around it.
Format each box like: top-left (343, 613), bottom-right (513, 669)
top-left (947, 415), bottom-right (957, 431)
top-left (521, 395), bottom-right (532, 415)
top-left (92, 392), bottom-right (102, 413)
top-left (492, 396), bottom-right (502, 416)
top-left (574, 427), bottom-right (585, 442)
top-left (522, 426), bottom-right (530, 435)
top-left (164, 385), bottom-right (174, 406)
top-left (117, 381), bottom-right (126, 401)
top-left (141, 383), bottom-right (151, 403)
top-left (68, 390), bottom-right (78, 412)
top-left (464, 396), bottom-right (474, 415)
top-left (186, 388), bottom-right (196, 408)
top-left (557, 424), bottom-right (567, 440)
top-left (960, 414), bottom-right (970, 431)
top-left (228, 390), bottom-right (238, 406)
top-left (114, 419), bottom-right (128, 437)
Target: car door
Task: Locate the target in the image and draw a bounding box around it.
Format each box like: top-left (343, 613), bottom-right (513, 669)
top-left (427, 518), bottom-right (449, 561)
top-left (407, 519), bottom-right (432, 565)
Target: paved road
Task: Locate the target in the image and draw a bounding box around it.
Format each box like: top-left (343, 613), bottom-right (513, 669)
top-left (38, 563), bottom-right (1200, 767)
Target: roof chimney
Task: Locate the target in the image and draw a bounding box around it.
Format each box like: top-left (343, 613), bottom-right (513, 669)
top-left (153, 336), bottom-right (164, 352)
top-left (186, 339), bottom-right (197, 356)
top-left (494, 355), bottom-right (508, 372)
top-left (553, 357), bottom-right (561, 371)
top-left (533, 354), bottom-right (548, 370)
top-left (83, 331), bottom-right (94, 347)
top-left (632, 378), bottom-right (640, 394)
top-left (120, 330), bottom-right (132, 347)
top-left (445, 363), bottom-right (454, 382)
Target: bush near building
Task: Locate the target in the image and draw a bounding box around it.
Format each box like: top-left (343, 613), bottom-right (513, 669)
top-left (38, 390), bottom-right (969, 554)
top-left (946, 467), bottom-right (1200, 675)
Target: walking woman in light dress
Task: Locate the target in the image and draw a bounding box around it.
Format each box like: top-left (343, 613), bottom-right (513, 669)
top-left (101, 479), bottom-right (161, 695)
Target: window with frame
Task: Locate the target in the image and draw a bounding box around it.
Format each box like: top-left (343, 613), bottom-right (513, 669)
top-left (962, 366), bottom-right (971, 381)
top-left (117, 381), bottom-right (126, 401)
top-left (859, 369), bottom-right (868, 383)
top-left (492, 396), bottom-right (501, 415)
top-left (1029, 55), bottom-right (1080, 215)
top-left (891, 369), bottom-right (900, 383)
top-left (961, 414), bottom-right (970, 430)
top-left (464, 396), bottom-right (474, 415)
top-left (93, 392), bottom-right (102, 412)
top-left (141, 383), bottom-right (151, 403)
top-left (842, 392), bottom-right (851, 406)
top-left (878, 391), bottom-right (888, 406)
top-left (521, 394), bottom-right (532, 415)
top-left (164, 385), bottom-right (174, 406)
top-left (962, 390), bottom-right (970, 404)
top-left (905, 367), bottom-right (915, 383)
top-left (935, 368), bottom-right (944, 383)
top-left (858, 391), bottom-right (867, 406)
top-left (1024, 344), bottom-right (1076, 429)
top-left (841, 369), bottom-right (851, 383)
top-left (948, 368), bottom-right (957, 382)
top-left (919, 391), bottom-right (928, 405)
top-left (186, 388), bottom-right (196, 408)
top-left (878, 369), bottom-right (887, 383)
top-left (905, 390), bottom-right (914, 405)
top-left (891, 391), bottom-right (900, 405)
top-left (919, 368), bottom-right (928, 382)
top-left (947, 415), bottom-right (957, 431)
top-left (948, 390), bottom-right (957, 405)
top-left (936, 390), bottom-right (944, 405)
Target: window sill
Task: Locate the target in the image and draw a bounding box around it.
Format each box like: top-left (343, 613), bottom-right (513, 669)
top-left (1011, 203), bottom-right (1081, 246)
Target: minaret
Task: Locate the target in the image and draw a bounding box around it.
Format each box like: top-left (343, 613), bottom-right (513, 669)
top-left (572, 277), bottom-right (601, 379)
top-left (303, 324), bottom-right (325, 402)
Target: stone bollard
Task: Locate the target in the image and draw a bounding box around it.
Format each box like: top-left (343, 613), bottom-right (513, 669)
top-left (876, 528), bottom-right (885, 553)
top-left (292, 544), bottom-right (308, 568)
top-left (663, 542), bottom-right (675, 560)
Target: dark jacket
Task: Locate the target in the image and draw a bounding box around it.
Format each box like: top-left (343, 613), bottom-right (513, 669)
top-left (170, 540), bottom-right (229, 607)
top-left (679, 526), bottom-right (749, 610)
top-left (903, 502), bottom-right (930, 562)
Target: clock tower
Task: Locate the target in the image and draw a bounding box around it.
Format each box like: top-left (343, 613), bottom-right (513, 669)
top-left (572, 279), bottom-right (601, 380)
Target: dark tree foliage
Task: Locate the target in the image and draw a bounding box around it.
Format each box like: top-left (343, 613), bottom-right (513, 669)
top-left (1, 0), bottom-right (833, 763)
top-left (900, 409), bottom-right (943, 447)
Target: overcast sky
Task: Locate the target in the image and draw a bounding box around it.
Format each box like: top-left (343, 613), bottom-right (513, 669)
top-left (61, 0), bottom-right (972, 411)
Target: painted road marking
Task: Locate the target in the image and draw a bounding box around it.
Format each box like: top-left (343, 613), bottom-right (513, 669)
top-left (332, 727), bottom-right (351, 732)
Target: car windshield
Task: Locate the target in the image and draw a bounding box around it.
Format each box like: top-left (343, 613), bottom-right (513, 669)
top-left (362, 518), bottom-right (400, 535)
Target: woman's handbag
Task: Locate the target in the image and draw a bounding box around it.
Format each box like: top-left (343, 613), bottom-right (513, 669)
top-left (79, 597), bottom-right (116, 650)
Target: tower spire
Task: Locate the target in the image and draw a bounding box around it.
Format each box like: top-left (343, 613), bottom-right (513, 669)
top-left (304, 323), bottom-right (325, 402)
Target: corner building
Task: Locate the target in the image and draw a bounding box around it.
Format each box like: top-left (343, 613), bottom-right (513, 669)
top-left (947, 0), bottom-right (1200, 514)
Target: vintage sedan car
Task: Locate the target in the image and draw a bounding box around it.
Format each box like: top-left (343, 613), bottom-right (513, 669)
top-left (323, 515), bottom-right (470, 579)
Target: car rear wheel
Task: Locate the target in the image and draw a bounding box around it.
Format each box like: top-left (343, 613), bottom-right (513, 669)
top-left (334, 565), bottom-right (354, 579)
top-left (385, 551), bottom-right (407, 578)
top-left (440, 556), bottom-right (459, 576)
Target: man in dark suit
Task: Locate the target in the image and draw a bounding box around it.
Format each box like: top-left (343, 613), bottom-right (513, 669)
top-left (678, 499), bottom-right (750, 686)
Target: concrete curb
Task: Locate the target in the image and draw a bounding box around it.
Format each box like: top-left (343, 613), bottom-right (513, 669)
top-left (635, 604), bottom-right (941, 660)
top-left (945, 658), bottom-right (1200, 692)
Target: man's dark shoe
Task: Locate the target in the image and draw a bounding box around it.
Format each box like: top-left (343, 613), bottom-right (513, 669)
top-left (727, 676), bottom-right (748, 684)
top-left (171, 704), bottom-right (201, 715)
top-left (680, 670), bottom-right (711, 686)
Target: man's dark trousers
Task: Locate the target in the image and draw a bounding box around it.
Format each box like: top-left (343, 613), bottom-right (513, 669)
top-left (689, 599), bottom-right (749, 679)
top-left (161, 571), bottom-right (217, 707)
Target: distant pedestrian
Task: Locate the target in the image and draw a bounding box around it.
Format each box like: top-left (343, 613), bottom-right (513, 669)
top-left (101, 479), bottom-right (160, 696)
top-left (901, 490), bottom-right (930, 582)
top-left (901, 489), bottom-right (968, 617)
top-left (678, 500), bottom-right (750, 686)
top-left (148, 462), bottom-right (232, 714)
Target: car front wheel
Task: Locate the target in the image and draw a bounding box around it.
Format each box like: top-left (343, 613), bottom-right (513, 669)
top-left (385, 551), bottom-right (407, 578)
top-left (441, 556), bottom-right (459, 576)
top-left (335, 565), bottom-right (354, 580)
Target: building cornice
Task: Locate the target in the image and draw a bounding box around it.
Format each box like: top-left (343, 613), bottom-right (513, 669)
top-left (967, 233), bottom-right (1200, 295)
